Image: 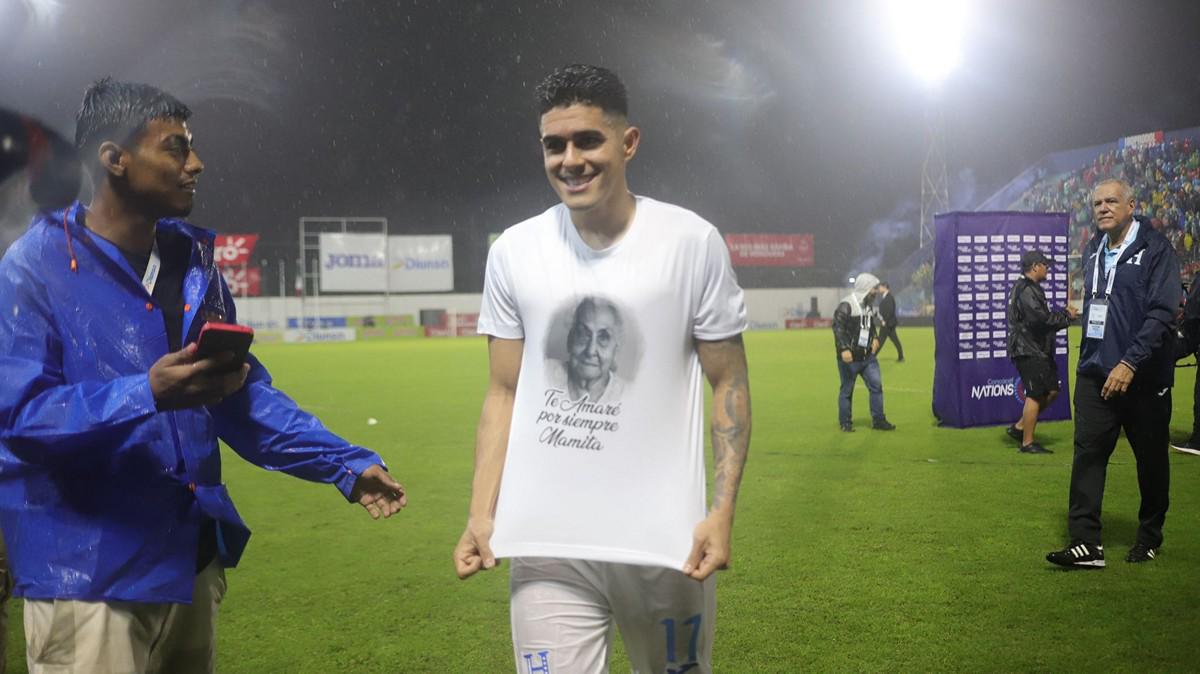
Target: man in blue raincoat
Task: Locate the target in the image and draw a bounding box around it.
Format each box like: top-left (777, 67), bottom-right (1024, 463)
top-left (0, 79), bottom-right (407, 674)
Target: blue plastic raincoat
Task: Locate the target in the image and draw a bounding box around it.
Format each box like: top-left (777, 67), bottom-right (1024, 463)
top-left (0, 202), bottom-right (385, 603)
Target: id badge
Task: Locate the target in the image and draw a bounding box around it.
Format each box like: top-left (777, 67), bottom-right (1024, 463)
top-left (858, 326), bottom-right (871, 348)
top-left (1086, 300), bottom-right (1108, 340)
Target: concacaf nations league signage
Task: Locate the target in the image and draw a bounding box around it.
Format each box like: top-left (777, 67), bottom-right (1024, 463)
top-left (931, 211), bottom-right (1071, 428)
top-left (319, 233), bottom-right (453, 292)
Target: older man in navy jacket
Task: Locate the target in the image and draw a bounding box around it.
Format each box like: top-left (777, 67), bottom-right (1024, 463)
top-left (1046, 178), bottom-right (1181, 569)
top-left (0, 79), bottom-right (407, 673)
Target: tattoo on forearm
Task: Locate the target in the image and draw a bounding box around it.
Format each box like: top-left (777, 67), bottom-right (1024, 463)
top-left (707, 341), bottom-right (751, 513)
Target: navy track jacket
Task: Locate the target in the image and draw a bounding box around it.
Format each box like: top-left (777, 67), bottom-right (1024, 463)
top-left (1077, 218), bottom-right (1182, 387)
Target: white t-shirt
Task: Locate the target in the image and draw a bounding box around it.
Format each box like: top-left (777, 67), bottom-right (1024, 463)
top-left (478, 196), bottom-right (747, 569)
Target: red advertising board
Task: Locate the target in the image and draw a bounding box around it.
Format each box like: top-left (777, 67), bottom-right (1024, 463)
top-left (221, 265), bottom-right (262, 296)
top-left (785, 318), bottom-right (833, 329)
top-left (213, 234), bottom-right (259, 267)
top-left (725, 234), bottom-right (813, 267)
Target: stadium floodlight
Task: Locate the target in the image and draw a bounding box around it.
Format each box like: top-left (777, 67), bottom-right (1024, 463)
top-left (884, 0), bottom-right (969, 87)
top-left (16, 0), bottom-right (65, 25)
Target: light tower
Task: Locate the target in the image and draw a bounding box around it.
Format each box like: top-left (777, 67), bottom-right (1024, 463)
top-left (921, 104), bottom-right (950, 248)
top-left (885, 0), bottom-right (968, 247)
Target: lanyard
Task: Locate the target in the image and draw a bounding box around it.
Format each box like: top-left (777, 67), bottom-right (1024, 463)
top-left (1091, 220), bottom-right (1139, 299)
top-left (142, 241), bottom-right (162, 296)
top-left (1090, 247), bottom-right (1119, 299)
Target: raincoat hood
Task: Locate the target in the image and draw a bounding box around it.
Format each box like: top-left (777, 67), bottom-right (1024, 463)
top-left (843, 273), bottom-right (880, 316)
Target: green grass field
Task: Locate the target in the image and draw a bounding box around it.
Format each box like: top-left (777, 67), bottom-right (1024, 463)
top-left (5, 327), bottom-right (1200, 672)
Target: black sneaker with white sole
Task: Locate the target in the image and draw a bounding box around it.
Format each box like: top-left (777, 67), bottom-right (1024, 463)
top-left (1046, 541), bottom-right (1105, 568)
top-left (1170, 439), bottom-right (1200, 456)
top-left (1126, 543), bottom-right (1158, 563)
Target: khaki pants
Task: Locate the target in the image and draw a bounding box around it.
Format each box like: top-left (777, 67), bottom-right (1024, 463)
top-left (1, 533), bottom-right (11, 674)
top-left (24, 560), bottom-right (226, 674)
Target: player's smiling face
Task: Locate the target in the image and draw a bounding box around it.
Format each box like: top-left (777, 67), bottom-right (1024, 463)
top-left (539, 103), bottom-right (639, 213)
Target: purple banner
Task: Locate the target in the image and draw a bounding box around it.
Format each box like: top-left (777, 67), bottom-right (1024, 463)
top-left (932, 211), bottom-right (1072, 428)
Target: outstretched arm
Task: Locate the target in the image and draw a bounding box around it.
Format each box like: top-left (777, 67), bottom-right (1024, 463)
top-left (684, 334), bottom-right (751, 581)
top-left (454, 336), bottom-right (523, 579)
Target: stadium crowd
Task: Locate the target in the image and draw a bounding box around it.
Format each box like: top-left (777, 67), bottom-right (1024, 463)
top-left (1016, 136), bottom-right (1200, 292)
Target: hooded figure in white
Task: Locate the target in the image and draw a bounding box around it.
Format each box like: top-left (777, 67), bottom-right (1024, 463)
top-left (843, 273), bottom-right (881, 317)
top-left (832, 272), bottom-right (894, 430)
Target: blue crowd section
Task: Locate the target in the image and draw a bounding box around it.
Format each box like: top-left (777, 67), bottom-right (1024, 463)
top-left (980, 125), bottom-right (1200, 290)
top-left (891, 126), bottom-right (1200, 317)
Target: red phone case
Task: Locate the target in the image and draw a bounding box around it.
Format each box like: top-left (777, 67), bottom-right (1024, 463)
top-left (196, 322), bottom-right (255, 360)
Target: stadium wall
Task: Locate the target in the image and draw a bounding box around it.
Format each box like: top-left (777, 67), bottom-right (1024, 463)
top-left (233, 287), bottom-right (853, 337)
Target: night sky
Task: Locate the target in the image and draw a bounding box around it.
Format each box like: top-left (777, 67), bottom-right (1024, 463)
top-left (3, 0), bottom-right (1200, 290)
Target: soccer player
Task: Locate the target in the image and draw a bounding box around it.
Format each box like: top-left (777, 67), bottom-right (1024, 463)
top-left (0, 79), bottom-right (407, 674)
top-left (454, 64), bottom-right (752, 673)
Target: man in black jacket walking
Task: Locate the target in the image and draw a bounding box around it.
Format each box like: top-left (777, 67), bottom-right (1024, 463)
top-left (1046, 179), bottom-right (1182, 569)
top-left (1005, 250), bottom-right (1077, 454)
top-left (875, 282), bottom-right (904, 362)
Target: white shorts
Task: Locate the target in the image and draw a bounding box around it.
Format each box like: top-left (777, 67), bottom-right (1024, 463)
top-left (510, 557), bottom-right (716, 674)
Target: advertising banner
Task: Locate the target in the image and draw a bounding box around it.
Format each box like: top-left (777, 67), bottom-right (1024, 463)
top-left (932, 211), bottom-right (1071, 428)
top-left (283, 328), bottom-right (357, 343)
top-left (1118, 130), bottom-right (1164, 150)
top-left (318, 234), bottom-right (453, 292)
top-left (725, 234), bottom-right (813, 267)
top-left (213, 234), bottom-right (259, 267)
top-left (784, 318), bottom-right (833, 329)
top-left (388, 235), bottom-right (454, 292)
top-left (319, 233), bottom-right (387, 292)
top-left (220, 265), bottom-right (262, 297)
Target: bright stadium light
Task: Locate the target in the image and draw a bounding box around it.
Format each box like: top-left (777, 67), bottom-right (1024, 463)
top-left (885, 0), bottom-right (969, 86)
top-left (20, 0), bottom-right (65, 25)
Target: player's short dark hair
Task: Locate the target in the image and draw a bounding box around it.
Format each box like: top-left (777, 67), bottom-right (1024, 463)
top-left (536, 64), bottom-right (628, 118)
top-left (75, 77), bottom-right (191, 163)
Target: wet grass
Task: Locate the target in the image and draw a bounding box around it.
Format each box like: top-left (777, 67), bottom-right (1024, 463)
top-left (5, 327), bottom-right (1199, 672)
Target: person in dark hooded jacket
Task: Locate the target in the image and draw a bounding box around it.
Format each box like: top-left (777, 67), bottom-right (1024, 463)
top-left (1005, 250), bottom-right (1077, 454)
top-left (832, 273), bottom-right (895, 432)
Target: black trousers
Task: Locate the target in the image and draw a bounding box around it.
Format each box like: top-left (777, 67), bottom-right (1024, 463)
top-left (1191, 370), bottom-right (1200, 441)
top-left (1069, 374), bottom-right (1171, 547)
top-left (878, 324), bottom-right (904, 359)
